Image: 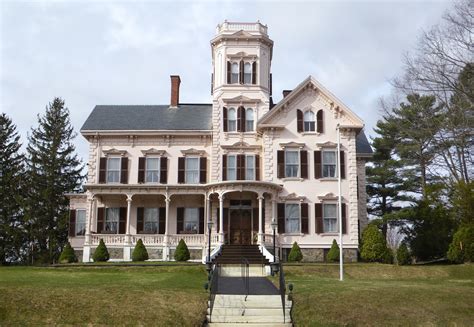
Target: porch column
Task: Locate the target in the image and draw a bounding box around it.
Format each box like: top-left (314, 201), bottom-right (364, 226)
top-left (163, 194), bottom-right (171, 261)
top-left (124, 194), bottom-right (133, 261)
top-left (207, 195), bottom-right (212, 236)
top-left (83, 194), bottom-right (94, 263)
top-left (218, 193), bottom-right (224, 244)
top-left (258, 194), bottom-right (264, 244)
top-left (126, 195), bottom-right (133, 235)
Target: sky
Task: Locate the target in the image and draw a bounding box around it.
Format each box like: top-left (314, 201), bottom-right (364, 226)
top-left (1, 0), bottom-right (452, 165)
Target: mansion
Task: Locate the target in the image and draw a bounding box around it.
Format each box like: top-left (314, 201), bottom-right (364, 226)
top-left (68, 21), bottom-right (372, 263)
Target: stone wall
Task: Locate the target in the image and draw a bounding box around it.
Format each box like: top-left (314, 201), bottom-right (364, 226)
top-left (169, 248), bottom-right (202, 261)
top-left (74, 250), bottom-right (83, 263)
top-left (283, 247), bottom-right (358, 263)
top-left (147, 248), bottom-right (163, 260)
top-left (90, 247), bottom-right (123, 260)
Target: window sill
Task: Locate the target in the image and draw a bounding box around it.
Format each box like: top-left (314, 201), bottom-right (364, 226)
top-left (281, 177), bottom-right (304, 182)
top-left (301, 132), bottom-right (320, 135)
top-left (281, 233), bottom-right (305, 236)
top-left (320, 233), bottom-right (340, 236)
top-left (319, 178), bottom-right (338, 182)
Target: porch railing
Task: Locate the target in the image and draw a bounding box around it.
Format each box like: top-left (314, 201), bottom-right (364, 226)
top-left (90, 234), bottom-right (125, 245)
top-left (131, 235), bottom-right (164, 245)
top-left (168, 234), bottom-right (205, 246)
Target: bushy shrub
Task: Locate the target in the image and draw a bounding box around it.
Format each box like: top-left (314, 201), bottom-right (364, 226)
top-left (92, 239), bottom-right (110, 262)
top-left (447, 224), bottom-right (474, 263)
top-left (287, 242), bottom-right (303, 262)
top-left (132, 239), bottom-right (149, 262)
top-left (174, 239), bottom-right (190, 261)
top-left (58, 242), bottom-right (77, 263)
top-left (396, 243), bottom-right (411, 265)
top-left (360, 224), bottom-right (392, 263)
top-left (327, 239), bottom-right (340, 262)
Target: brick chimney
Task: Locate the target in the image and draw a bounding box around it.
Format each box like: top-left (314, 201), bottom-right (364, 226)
top-left (170, 75), bottom-right (181, 107)
top-left (282, 90), bottom-right (292, 98)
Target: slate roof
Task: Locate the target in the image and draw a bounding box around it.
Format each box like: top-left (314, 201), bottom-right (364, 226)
top-left (81, 104), bottom-right (213, 131)
top-left (356, 130), bottom-right (373, 156)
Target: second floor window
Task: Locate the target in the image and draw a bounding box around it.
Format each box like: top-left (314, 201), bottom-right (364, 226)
top-left (228, 108), bottom-right (237, 132)
top-left (146, 157), bottom-right (160, 183)
top-left (107, 158), bottom-right (121, 183)
top-left (105, 208), bottom-right (120, 233)
top-left (227, 155), bottom-right (237, 181)
top-left (244, 62), bottom-right (252, 84)
top-left (75, 209), bottom-right (86, 236)
top-left (323, 203), bottom-right (338, 233)
top-left (285, 150), bottom-right (299, 178)
top-left (322, 150), bottom-right (337, 178)
top-left (246, 155), bottom-right (255, 180)
top-left (231, 62), bottom-right (239, 84)
top-left (185, 157), bottom-right (200, 184)
top-left (304, 111), bottom-right (315, 132)
top-left (246, 108), bottom-right (254, 131)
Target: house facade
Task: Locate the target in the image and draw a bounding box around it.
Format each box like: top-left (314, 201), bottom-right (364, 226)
top-left (68, 21), bottom-right (372, 263)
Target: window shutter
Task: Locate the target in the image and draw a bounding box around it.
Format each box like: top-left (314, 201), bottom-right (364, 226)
top-left (239, 60), bottom-right (244, 84)
top-left (314, 151), bottom-right (322, 179)
top-left (99, 158), bottom-right (107, 183)
top-left (119, 207), bottom-right (127, 234)
top-left (178, 157), bottom-right (185, 184)
top-left (160, 157), bottom-right (168, 184)
top-left (237, 106), bottom-right (245, 132)
top-left (69, 210), bottom-right (76, 236)
top-left (342, 203), bottom-right (347, 234)
top-left (253, 208), bottom-right (258, 232)
top-left (222, 154), bottom-right (227, 181)
top-left (252, 62), bottom-right (257, 84)
top-left (199, 207), bottom-right (204, 234)
top-left (137, 207), bottom-right (144, 233)
top-left (277, 203), bottom-right (285, 234)
top-left (300, 150), bottom-right (308, 179)
top-left (199, 157), bottom-right (207, 184)
top-left (301, 203), bottom-right (309, 234)
top-left (159, 207), bottom-right (166, 234)
top-left (297, 109), bottom-right (303, 133)
top-left (315, 203), bottom-right (323, 234)
top-left (340, 151), bottom-right (346, 179)
top-left (237, 154), bottom-right (245, 180)
top-left (138, 157), bottom-right (146, 183)
top-left (177, 207), bottom-right (184, 234)
top-left (255, 155), bottom-right (260, 181)
top-left (223, 107), bottom-right (228, 132)
top-left (317, 110), bottom-right (324, 133)
top-left (227, 61), bottom-right (231, 84)
top-left (97, 207), bottom-right (105, 233)
top-left (120, 158), bottom-right (128, 184)
top-left (277, 150), bottom-right (285, 178)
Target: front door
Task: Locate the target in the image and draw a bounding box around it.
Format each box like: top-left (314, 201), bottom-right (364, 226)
top-left (229, 209), bottom-right (252, 245)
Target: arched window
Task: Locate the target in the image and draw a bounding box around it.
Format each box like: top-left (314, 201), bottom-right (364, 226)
top-left (228, 107), bottom-right (237, 131)
top-left (231, 63), bottom-right (239, 84)
top-left (304, 110), bottom-right (315, 132)
top-left (246, 108), bottom-right (254, 131)
top-left (244, 62), bottom-right (252, 84)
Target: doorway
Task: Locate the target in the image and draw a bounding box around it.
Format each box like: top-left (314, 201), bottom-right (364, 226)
top-left (229, 209), bottom-right (252, 245)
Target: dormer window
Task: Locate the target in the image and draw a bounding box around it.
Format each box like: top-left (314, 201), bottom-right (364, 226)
top-left (231, 62), bottom-right (239, 84)
top-left (244, 62), bottom-right (252, 84)
top-left (246, 108), bottom-right (254, 131)
top-left (303, 111), bottom-right (315, 132)
top-left (228, 107), bottom-right (237, 132)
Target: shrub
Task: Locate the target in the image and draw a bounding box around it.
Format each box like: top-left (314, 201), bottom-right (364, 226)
top-left (58, 242), bottom-right (77, 264)
top-left (132, 239), bottom-right (149, 262)
top-left (447, 224), bottom-right (474, 263)
top-left (396, 243), bottom-right (411, 265)
top-left (174, 239), bottom-right (190, 261)
top-left (287, 242), bottom-right (303, 262)
top-left (92, 239), bottom-right (110, 262)
top-left (327, 239), bottom-right (340, 262)
top-left (360, 224), bottom-right (392, 263)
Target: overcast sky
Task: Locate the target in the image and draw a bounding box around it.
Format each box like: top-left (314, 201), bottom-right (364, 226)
top-left (1, 0), bottom-right (452, 164)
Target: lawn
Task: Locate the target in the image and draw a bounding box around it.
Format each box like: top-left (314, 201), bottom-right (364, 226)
top-left (0, 265), bottom-right (208, 326)
top-left (284, 263), bottom-right (474, 326)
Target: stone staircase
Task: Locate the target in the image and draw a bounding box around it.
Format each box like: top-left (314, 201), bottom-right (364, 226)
top-left (213, 244), bottom-right (270, 265)
top-left (207, 294), bottom-right (292, 326)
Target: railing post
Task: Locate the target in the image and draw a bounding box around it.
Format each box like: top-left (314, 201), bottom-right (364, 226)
top-left (163, 194), bottom-right (171, 261)
top-left (218, 193), bottom-right (224, 244)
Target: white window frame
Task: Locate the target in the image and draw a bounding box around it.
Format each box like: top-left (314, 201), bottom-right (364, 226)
top-left (227, 155), bottom-right (237, 181)
top-left (230, 62), bottom-right (239, 84)
top-left (285, 149), bottom-right (300, 178)
top-left (243, 62), bottom-right (252, 84)
top-left (75, 209), bottom-right (86, 236)
top-left (245, 155), bottom-right (255, 181)
top-left (106, 157), bottom-right (121, 183)
top-left (322, 149), bottom-right (337, 178)
top-left (143, 207), bottom-right (159, 233)
top-left (228, 107), bottom-right (237, 132)
top-left (323, 203), bottom-right (338, 233)
top-left (105, 207), bottom-right (120, 234)
top-left (145, 157), bottom-right (160, 183)
top-left (245, 108), bottom-right (254, 132)
top-left (304, 110), bottom-right (316, 132)
top-left (285, 203), bottom-right (301, 234)
top-left (184, 208), bottom-right (199, 234)
top-left (185, 156), bottom-right (200, 184)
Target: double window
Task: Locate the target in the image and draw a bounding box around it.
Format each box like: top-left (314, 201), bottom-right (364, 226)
top-left (105, 208), bottom-right (120, 233)
top-left (226, 154), bottom-right (256, 181)
top-left (285, 203), bottom-right (300, 234)
top-left (322, 150), bottom-right (337, 178)
top-left (227, 60), bottom-right (256, 85)
top-left (323, 203), bottom-right (338, 233)
top-left (145, 157), bottom-right (160, 183)
top-left (185, 157), bottom-right (200, 184)
top-left (75, 210), bottom-right (86, 236)
top-left (143, 208), bottom-right (159, 233)
top-left (224, 107), bottom-right (254, 132)
top-left (285, 150), bottom-right (299, 178)
top-left (184, 208), bottom-right (199, 233)
top-left (106, 157), bottom-right (121, 183)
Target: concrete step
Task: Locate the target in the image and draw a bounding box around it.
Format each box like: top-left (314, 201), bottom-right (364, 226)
top-left (210, 295), bottom-right (292, 308)
top-left (207, 315), bottom-right (289, 323)
top-left (219, 266), bottom-right (267, 277)
top-left (207, 323), bottom-right (292, 327)
top-left (208, 308), bottom-right (291, 317)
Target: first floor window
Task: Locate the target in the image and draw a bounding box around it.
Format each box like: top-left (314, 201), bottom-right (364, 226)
top-left (144, 208), bottom-right (159, 233)
top-left (184, 208), bottom-right (199, 233)
top-left (322, 150), bottom-right (337, 178)
top-left (323, 204), bottom-right (338, 232)
top-left (185, 157), bottom-right (199, 184)
top-left (285, 204), bottom-right (300, 233)
top-left (76, 209), bottom-right (86, 236)
top-left (246, 155), bottom-right (255, 180)
top-left (107, 157), bottom-right (121, 183)
top-left (227, 155), bottom-right (237, 180)
top-left (146, 157), bottom-right (160, 183)
top-left (105, 208), bottom-right (120, 233)
top-left (285, 150), bottom-right (299, 178)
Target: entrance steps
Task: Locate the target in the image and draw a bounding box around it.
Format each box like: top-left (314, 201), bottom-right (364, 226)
top-left (220, 264), bottom-right (267, 277)
top-left (207, 294), bottom-right (292, 326)
top-left (214, 244), bottom-right (270, 265)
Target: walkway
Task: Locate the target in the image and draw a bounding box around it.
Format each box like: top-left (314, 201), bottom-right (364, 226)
top-left (217, 276), bottom-right (279, 295)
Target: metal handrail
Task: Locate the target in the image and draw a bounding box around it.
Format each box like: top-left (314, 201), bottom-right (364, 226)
top-left (279, 262), bottom-right (286, 323)
top-left (209, 263), bottom-right (219, 322)
top-left (241, 257), bottom-right (249, 301)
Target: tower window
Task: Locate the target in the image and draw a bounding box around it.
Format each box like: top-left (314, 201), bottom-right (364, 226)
top-left (244, 62), bottom-right (252, 84)
top-left (231, 62), bottom-right (239, 84)
top-left (246, 108), bottom-right (254, 131)
top-left (228, 107), bottom-right (237, 132)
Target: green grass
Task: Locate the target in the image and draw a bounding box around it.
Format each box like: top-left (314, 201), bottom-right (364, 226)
top-left (0, 266), bottom-right (208, 326)
top-left (284, 263), bottom-right (474, 327)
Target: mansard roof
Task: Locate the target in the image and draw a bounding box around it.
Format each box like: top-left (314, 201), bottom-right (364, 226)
top-left (81, 104), bottom-right (212, 132)
top-left (356, 129), bottom-right (373, 156)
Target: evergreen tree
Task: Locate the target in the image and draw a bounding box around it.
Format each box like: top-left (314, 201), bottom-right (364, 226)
top-left (174, 239), bottom-right (190, 261)
top-left (360, 224), bottom-right (392, 263)
top-left (25, 98), bottom-right (83, 263)
top-left (132, 239), bottom-right (149, 262)
top-left (58, 242), bottom-right (77, 263)
top-left (396, 243), bottom-right (411, 265)
top-left (326, 239), bottom-right (340, 262)
top-left (92, 239), bottom-right (109, 262)
top-left (287, 242), bottom-right (303, 262)
top-left (0, 113), bottom-right (25, 264)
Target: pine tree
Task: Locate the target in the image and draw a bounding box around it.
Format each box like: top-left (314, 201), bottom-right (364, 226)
top-left (0, 113), bottom-right (25, 264)
top-left (25, 98), bottom-right (83, 264)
